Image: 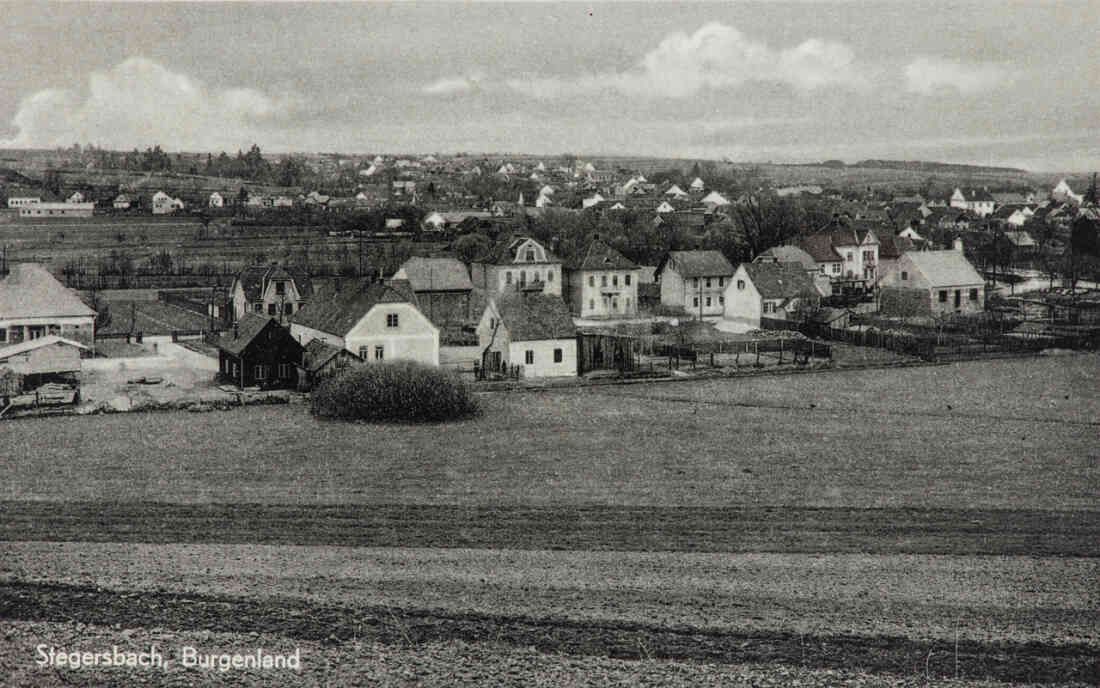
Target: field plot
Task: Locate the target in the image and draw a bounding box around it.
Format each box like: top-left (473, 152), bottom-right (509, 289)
top-left (96, 299), bottom-right (212, 335)
top-left (1, 356), bottom-right (1097, 686)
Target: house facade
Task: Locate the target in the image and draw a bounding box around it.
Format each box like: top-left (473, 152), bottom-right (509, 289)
top-left (877, 244), bottom-right (985, 316)
top-left (477, 291), bottom-right (577, 378)
top-left (19, 202), bottom-right (95, 218)
top-left (209, 192), bottom-right (225, 208)
top-left (469, 236), bottom-right (564, 297)
top-left (799, 227), bottom-right (879, 289)
top-left (392, 256), bottom-right (474, 326)
top-left (217, 314), bottom-right (303, 389)
top-left (724, 262), bottom-right (819, 329)
top-left (565, 238), bottom-right (640, 318)
top-left (655, 250), bottom-right (735, 317)
top-left (0, 264), bottom-right (96, 346)
top-left (290, 280), bottom-right (440, 366)
top-left (227, 264), bottom-right (313, 323)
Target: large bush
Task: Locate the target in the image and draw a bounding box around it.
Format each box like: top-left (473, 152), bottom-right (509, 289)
top-left (311, 361), bottom-right (480, 422)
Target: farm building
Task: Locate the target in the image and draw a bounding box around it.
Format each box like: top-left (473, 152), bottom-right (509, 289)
top-left (289, 279), bottom-right (440, 366)
top-left (0, 335), bottom-right (89, 391)
top-left (0, 263), bottom-right (96, 346)
top-left (469, 236), bottom-right (563, 298)
top-left (655, 250), bottom-right (735, 318)
top-left (565, 237), bottom-right (641, 318)
top-left (216, 314), bottom-right (303, 389)
top-left (227, 263), bottom-right (313, 323)
top-left (19, 202), bottom-right (95, 218)
top-left (878, 242), bottom-right (986, 317)
top-left (391, 256), bottom-right (474, 326)
top-left (477, 290), bottom-right (577, 378)
top-left (724, 262), bottom-right (820, 329)
top-left (296, 338), bottom-right (361, 391)
top-left (6, 196), bottom-right (40, 208)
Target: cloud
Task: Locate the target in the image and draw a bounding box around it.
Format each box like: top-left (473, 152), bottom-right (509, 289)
top-left (506, 22), bottom-right (866, 99)
top-left (904, 57), bottom-right (1011, 95)
top-left (1, 57), bottom-right (300, 150)
top-left (422, 72), bottom-right (485, 96)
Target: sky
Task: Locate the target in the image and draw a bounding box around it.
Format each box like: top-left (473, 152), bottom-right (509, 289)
top-left (0, 2), bottom-right (1098, 172)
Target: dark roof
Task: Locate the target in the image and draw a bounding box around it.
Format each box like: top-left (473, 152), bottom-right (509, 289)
top-left (289, 279), bottom-right (412, 336)
top-left (394, 256), bottom-right (473, 292)
top-left (301, 338), bottom-right (358, 373)
top-left (799, 233), bottom-right (843, 263)
top-left (496, 292), bottom-right (575, 341)
top-left (218, 314), bottom-right (281, 356)
top-left (875, 231), bottom-right (916, 260)
top-left (741, 262), bottom-right (818, 300)
top-left (754, 245), bottom-right (816, 270)
top-left (478, 236), bottom-right (561, 266)
top-left (658, 250), bottom-right (734, 278)
top-left (573, 237), bottom-right (638, 271)
top-left (233, 264), bottom-right (314, 302)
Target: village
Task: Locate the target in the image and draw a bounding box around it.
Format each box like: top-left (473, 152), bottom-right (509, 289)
top-left (1, 154), bottom-right (1099, 416)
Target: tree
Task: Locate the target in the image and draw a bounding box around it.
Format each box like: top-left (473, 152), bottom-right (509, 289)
top-left (454, 233), bottom-right (491, 264)
top-left (1084, 172), bottom-right (1098, 205)
top-left (728, 194), bottom-right (805, 261)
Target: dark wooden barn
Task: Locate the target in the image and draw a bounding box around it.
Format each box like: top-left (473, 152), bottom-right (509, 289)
top-left (217, 314), bottom-right (304, 389)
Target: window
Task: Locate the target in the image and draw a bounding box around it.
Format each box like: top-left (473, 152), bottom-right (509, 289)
top-left (736, 279), bottom-right (745, 290)
top-left (863, 250), bottom-right (874, 263)
top-left (553, 348), bottom-right (563, 363)
top-left (268, 303), bottom-right (277, 315)
top-left (525, 350), bottom-right (534, 365)
top-left (589, 275), bottom-right (595, 287)
top-left (589, 299), bottom-right (594, 310)
top-left (254, 302), bottom-right (263, 313)
top-left (506, 271), bottom-right (513, 285)
top-left (719, 296), bottom-right (724, 305)
top-left (0, 328), bottom-right (5, 343)
top-left (547, 271), bottom-right (554, 282)
top-left (718, 277), bottom-right (724, 287)
top-left (705, 278), bottom-right (711, 288)
top-left (386, 313), bottom-right (399, 328)
top-left (612, 298), bottom-right (618, 310)
top-left (232, 363), bottom-right (238, 378)
top-left (374, 345), bottom-right (384, 361)
top-left (359, 346), bottom-right (369, 359)
top-left (832, 264), bottom-right (841, 275)
top-left (284, 303), bottom-right (293, 315)
top-left (969, 288), bottom-right (979, 301)
top-left (520, 271), bottom-right (527, 286)
top-left (277, 363), bottom-right (291, 378)
top-left (625, 274), bottom-right (631, 286)
top-left (901, 271), bottom-right (908, 281)
top-left (612, 275), bottom-right (618, 287)
top-left (693, 296), bottom-right (699, 307)
top-left (938, 290), bottom-right (948, 303)
top-left (764, 303), bottom-right (772, 314)
top-left (846, 252), bottom-right (853, 262)
top-left (693, 278), bottom-right (699, 288)
top-left (254, 365), bottom-right (267, 380)
top-left (489, 317), bottom-right (496, 330)
top-left (526, 249), bottom-right (535, 262)
top-left (626, 297), bottom-right (631, 309)
top-left (601, 275), bottom-right (607, 287)
top-left (275, 281), bottom-right (286, 296)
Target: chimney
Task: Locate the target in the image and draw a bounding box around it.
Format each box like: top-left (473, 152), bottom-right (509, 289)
top-left (953, 237), bottom-right (964, 253)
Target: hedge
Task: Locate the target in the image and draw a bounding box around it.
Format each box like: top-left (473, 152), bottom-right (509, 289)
top-left (311, 361), bottom-right (480, 422)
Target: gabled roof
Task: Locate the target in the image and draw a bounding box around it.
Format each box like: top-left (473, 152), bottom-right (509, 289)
top-left (0, 335), bottom-right (89, 361)
top-left (393, 256), bottom-right (473, 292)
top-left (904, 250), bottom-right (984, 287)
top-left (741, 262), bottom-right (818, 300)
top-left (0, 263), bottom-right (96, 320)
top-left (1003, 230), bottom-right (1036, 247)
top-left (218, 314), bottom-right (290, 357)
top-left (754, 245), bottom-right (816, 270)
top-left (701, 190), bottom-right (730, 206)
top-left (301, 338), bottom-right (359, 373)
top-left (494, 292), bottom-right (575, 341)
top-left (477, 236), bottom-right (561, 266)
top-left (799, 234), bottom-right (843, 263)
top-left (658, 250), bottom-right (734, 278)
top-left (573, 237), bottom-right (638, 271)
top-left (875, 231), bottom-right (916, 260)
top-left (233, 264), bottom-right (313, 302)
top-left (290, 279), bottom-right (414, 336)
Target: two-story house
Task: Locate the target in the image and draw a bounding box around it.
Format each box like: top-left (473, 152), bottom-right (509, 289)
top-left (226, 264), bottom-right (313, 324)
top-left (289, 279), bottom-right (439, 366)
top-left (565, 237), bottom-right (640, 318)
top-left (655, 250), bottom-right (735, 318)
top-left (469, 236), bottom-right (563, 297)
top-left (799, 226), bottom-right (879, 290)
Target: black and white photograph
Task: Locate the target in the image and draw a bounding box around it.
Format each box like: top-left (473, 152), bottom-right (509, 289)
top-left (0, 1), bottom-right (1097, 685)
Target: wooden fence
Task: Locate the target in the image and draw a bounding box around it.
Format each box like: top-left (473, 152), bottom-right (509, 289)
top-left (577, 334), bottom-right (637, 375)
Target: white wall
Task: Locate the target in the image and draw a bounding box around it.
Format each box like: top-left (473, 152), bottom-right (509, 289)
top-left (723, 265), bottom-right (762, 329)
top-left (509, 338), bottom-right (577, 378)
top-left (345, 302), bottom-right (439, 366)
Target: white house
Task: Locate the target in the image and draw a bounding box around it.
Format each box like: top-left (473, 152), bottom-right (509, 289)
top-left (209, 192), bottom-right (225, 208)
top-left (878, 241), bottom-right (985, 316)
top-left (477, 291), bottom-right (577, 378)
top-left (1051, 179), bottom-right (1083, 204)
top-left (565, 237), bottom-right (640, 318)
top-left (665, 184), bottom-right (688, 198)
top-left (112, 194), bottom-right (133, 210)
top-left (19, 203), bottom-right (95, 218)
top-left (66, 191), bottom-right (85, 204)
top-left (689, 177), bottom-right (705, 192)
top-left (290, 279), bottom-right (439, 366)
top-left (949, 188), bottom-right (995, 217)
top-left (701, 190), bottom-right (730, 207)
top-left (7, 196), bottom-right (41, 209)
top-left (151, 191), bottom-right (176, 215)
top-left (724, 262), bottom-right (820, 329)
top-left (582, 192), bottom-right (605, 209)
top-left (799, 226), bottom-right (880, 287)
top-left (655, 250), bottom-right (735, 318)
top-left (0, 263), bottom-right (96, 346)
top-left (469, 236), bottom-right (563, 297)
top-left (656, 200), bottom-right (675, 213)
top-left (227, 263), bottom-right (313, 323)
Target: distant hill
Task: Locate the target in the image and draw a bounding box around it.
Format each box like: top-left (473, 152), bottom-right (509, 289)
top-left (849, 160), bottom-right (1029, 176)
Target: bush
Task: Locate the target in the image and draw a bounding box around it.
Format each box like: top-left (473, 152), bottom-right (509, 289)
top-left (311, 361), bottom-right (480, 423)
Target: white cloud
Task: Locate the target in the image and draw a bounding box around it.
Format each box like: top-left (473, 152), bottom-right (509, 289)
top-left (904, 57), bottom-right (1011, 95)
top-left (506, 22), bottom-right (866, 99)
top-left (1, 57), bottom-right (299, 150)
top-left (422, 72), bottom-right (486, 96)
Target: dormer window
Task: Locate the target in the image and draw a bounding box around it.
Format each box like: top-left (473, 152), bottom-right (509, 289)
top-left (275, 281), bottom-right (286, 296)
top-left (525, 249), bottom-right (535, 262)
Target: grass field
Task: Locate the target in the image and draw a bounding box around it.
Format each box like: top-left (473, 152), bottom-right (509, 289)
top-left (1, 356), bottom-right (1097, 686)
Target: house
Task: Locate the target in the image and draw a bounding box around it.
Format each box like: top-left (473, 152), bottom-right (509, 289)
top-left (875, 232), bottom-right (919, 286)
top-left (151, 191), bottom-right (175, 214)
top-left (1051, 179), bottom-right (1083, 205)
top-left (112, 194), bottom-right (133, 210)
top-left (217, 314), bottom-right (303, 389)
top-left (754, 245), bottom-right (831, 296)
top-left (66, 191), bottom-right (85, 204)
top-left (392, 180), bottom-right (416, 197)
top-left (656, 200), bottom-right (675, 213)
top-left (0, 335), bottom-right (89, 390)
top-left (665, 184), bottom-right (688, 198)
top-left (582, 193), bottom-right (605, 209)
top-left (655, 250), bottom-right (735, 317)
top-left (392, 256), bottom-right (474, 325)
top-left (7, 196), bottom-right (41, 208)
top-left (701, 190), bottom-right (730, 208)
top-left (724, 262), bottom-right (820, 329)
top-left (19, 202), bottom-right (95, 218)
top-left (289, 279), bottom-right (439, 366)
top-left (689, 177), bottom-right (706, 192)
top-left (469, 236), bottom-right (563, 297)
top-left (948, 188), bottom-right (995, 217)
top-left (226, 263), bottom-right (313, 323)
top-left (798, 225), bottom-right (880, 288)
top-left (209, 192), bottom-right (225, 208)
top-left (565, 237), bottom-right (640, 318)
top-left (878, 241), bottom-right (985, 316)
top-left (477, 291), bottom-right (577, 378)
top-left (0, 264), bottom-right (96, 346)
top-left (296, 338), bottom-right (361, 390)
